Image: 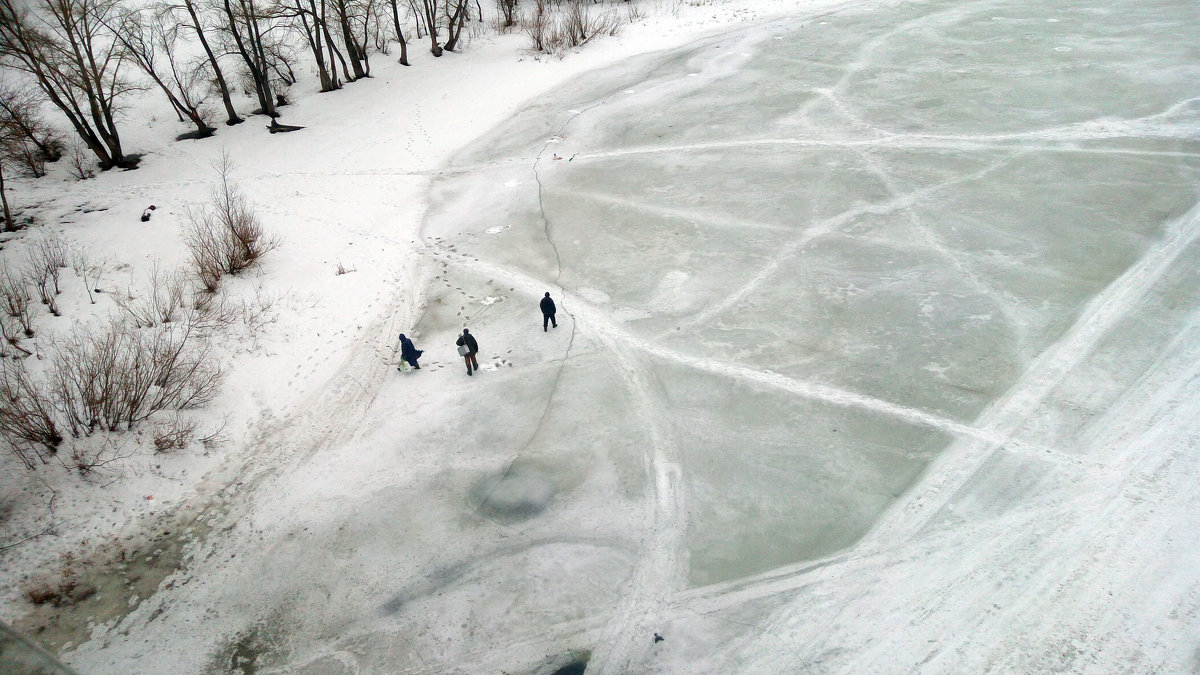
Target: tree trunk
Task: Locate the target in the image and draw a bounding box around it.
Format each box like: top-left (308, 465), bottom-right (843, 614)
top-left (333, 0), bottom-right (365, 79)
top-left (297, 0), bottom-right (336, 91)
top-left (443, 0), bottom-right (466, 52)
top-left (0, 162), bottom-right (14, 231)
top-left (320, 0), bottom-right (348, 86)
top-left (388, 0), bottom-right (409, 65)
top-left (221, 0), bottom-right (276, 118)
top-left (183, 0), bottom-right (242, 125)
top-left (421, 0), bottom-right (441, 56)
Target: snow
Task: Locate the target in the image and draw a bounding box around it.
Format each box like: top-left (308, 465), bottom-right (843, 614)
top-left (2, 0), bottom-right (1199, 672)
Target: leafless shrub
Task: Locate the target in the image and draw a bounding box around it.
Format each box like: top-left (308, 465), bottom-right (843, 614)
top-left (70, 250), bottom-right (109, 305)
top-left (113, 263), bottom-right (190, 328)
top-left (199, 414), bottom-right (229, 449)
top-left (335, 261), bottom-right (356, 275)
top-left (50, 319), bottom-right (223, 438)
top-left (0, 357), bottom-right (63, 468)
top-left (240, 286), bottom-right (277, 332)
top-left (65, 142), bottom-right (95, 180)
top-left (22, 259), bottom-right (58, 316)
top-left (28, 234), bottom-right (69, 294)
top-left (0, 262), bottom-right (35, 340)
top-left (0, 313), bottom-right (31, 357)
top-left (185, 154), bottom-right (278, 292)
top-left (69, 434), bottom-right (136, 477)
top-left (0, 81), bottom-right (64, 178)
top-left (151, 413), bottom-right (197, 453)
top-left (525, 0), bottom-right (620, 55)
top-left (560, 0), bottom-right (621, 47)
top-left (185, 207), bottom-right (224, 293)
top-left (23, 235), bottom-right (68, 316)
top-left (526, 0), bottom-right (549, 52)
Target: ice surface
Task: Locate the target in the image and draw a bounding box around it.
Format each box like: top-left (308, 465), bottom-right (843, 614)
top-left (62, 0), bottom-right (1200, 672)
top-left (423, 0), bottom-right (1199, 589)
top-left (405, 0), bottom-right (1199, 670)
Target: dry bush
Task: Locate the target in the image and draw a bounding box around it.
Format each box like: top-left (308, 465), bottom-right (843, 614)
top-left (70, 249), bottom-right (109, 305)
top-left (65, 142), bottom-right (95, 180)
top-left (22, 235), bottom-right (68, 316)
top-left (151, 413), bottom-right (200, 453)
top-left (22, 261), bottom-right (58, 316)
top-left (50, 318), bottom-right (223, 438)
top-left (113, 263), bottom-right (190, 328)
top-left (185, 155), bottom-right (278, 293)
top-left (0, 262), bottom-right (35, 344)
top-left (0, 357), bottom-right (64, 468)
top-left (525, 0), bottom-right (622, 55)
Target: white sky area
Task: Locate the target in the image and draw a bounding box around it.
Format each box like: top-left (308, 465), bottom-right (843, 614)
top-left (1, 0), bottom-right (1198, 672)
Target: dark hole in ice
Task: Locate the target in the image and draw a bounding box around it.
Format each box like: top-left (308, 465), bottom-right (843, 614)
top-left (470, 464), bottom-right (555, 520)
top-left (548, 650), bottom-right (590, 675)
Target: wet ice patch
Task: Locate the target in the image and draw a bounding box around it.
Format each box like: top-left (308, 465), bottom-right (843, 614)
top-left (485, 225), bottom-right (510, 234)
top-left (472, 465), bottom-right (555, 519)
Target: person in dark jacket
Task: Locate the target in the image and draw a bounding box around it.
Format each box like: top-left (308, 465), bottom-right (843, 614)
top-left (540, 292), bottom-right (557, 332)
top-left (456, 328), bottom-right (479, 376)
top-left (398, 333), bottom-right (422, 370)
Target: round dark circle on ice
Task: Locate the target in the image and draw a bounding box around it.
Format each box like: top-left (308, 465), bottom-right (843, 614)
top-left (472, 465), bottom-right (555, 518)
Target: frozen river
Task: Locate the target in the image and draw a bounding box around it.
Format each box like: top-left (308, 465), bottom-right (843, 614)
top-left (416, 0), bottom-right (1200, 670)
top-left (65, 0), bottom-right (1200, 672)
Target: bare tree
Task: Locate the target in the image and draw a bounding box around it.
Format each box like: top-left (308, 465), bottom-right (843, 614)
top-left (441, 0), bottom-right (467, 51)
top-left (283, 0), bottom-right (341, 90)
top-left (0, 0), bottom-right (139, 169)
top-left (387, 0), bottom-right (409, 64)
top-left (0, 155), bottom-right (11, 232)
top-left (174, 0), bottom-right (243, 125)
top-left (496, 0), bottom-right (516, 29)
top-left (216, 0), bottom-right (278, 118)
top-left (417, 0), bottom-right (441, 56)
top-left (111, 6), bottom-right (216, 139)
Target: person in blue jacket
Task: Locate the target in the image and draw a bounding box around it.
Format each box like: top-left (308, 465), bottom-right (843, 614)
top-left (398, 333), bottom-right (422, 370)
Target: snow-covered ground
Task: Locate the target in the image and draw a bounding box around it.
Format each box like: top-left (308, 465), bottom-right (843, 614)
top-left (3, 0), bottom-right (1199, 672)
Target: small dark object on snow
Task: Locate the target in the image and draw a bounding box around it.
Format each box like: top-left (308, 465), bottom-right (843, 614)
top-left (654, 633), bottom-right (664, 643)
top-left (268, 120), bottom-right (305, 134)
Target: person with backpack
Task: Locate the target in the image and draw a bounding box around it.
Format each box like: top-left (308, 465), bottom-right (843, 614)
top-left (456, 328), bottom-right (479, 376)
top-left (540, 292), bottom-right (557, 332)
top-left (398, 333), bottom-right (422, 370)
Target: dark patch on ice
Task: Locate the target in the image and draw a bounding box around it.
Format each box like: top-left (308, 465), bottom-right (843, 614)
top-left (470, 464), bottom-right (555, 520)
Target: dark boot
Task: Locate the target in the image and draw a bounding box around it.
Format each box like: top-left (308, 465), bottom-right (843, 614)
top-left (467, 367), bottom-right (473, 376)
top-left (413, 364), bottom-right (420, 369)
